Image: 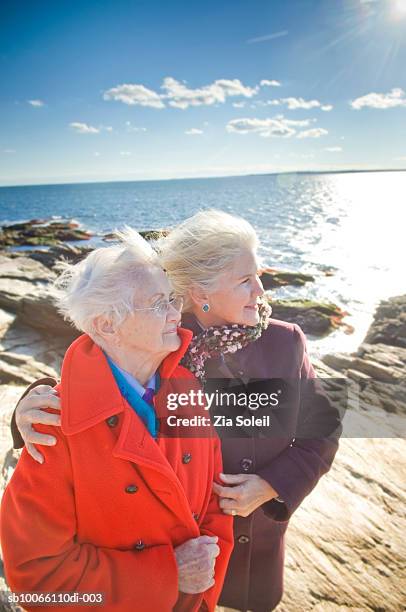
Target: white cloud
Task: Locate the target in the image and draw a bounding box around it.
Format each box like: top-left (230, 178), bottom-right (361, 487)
top-left (233, 101), bottom-right (246, 108)
top-left (94, 152), bottom-right (101, 157)
top-left (254, 97), bottom-right (332, 111)
top-left (283, 97), bottom-right (320, 110)
top-left (297, 128), bottom-right (328, 139)
top-left (120, 151), bottom-right (132, 156)
top-left (350, 87), bottom-right (406, 109)
top-left (257, 100), bottom-right (282, 107)
top-left (394, 156), bottom-right (406, 161)
top-left (69, 122), bottom-right (100, 134)
top-left (3, 149), bottom-right (16, 154)
top-left (162, 77), bottom-right (258, 109)
top-left (125, 121), bottom-right (147, 132)
top-left (226, 115), bottom-right (311, 138)
top-left (247, 31), bottom-right (288, 44)
top-left (104, 126), bottom-right (113, 132)
top-left (260, 79), bottom-right (281, 87)
top-left (282, 97), bottom-right (333, 111)
top-left (185, 128), bottom-right (203, 135)
top-left (104, 77), bottom-right (258, 110)
top-left (325, 146), bottom-right (342, 152)
top-left (28, 99), bottom-right (45, 107)
top-left (103, 83), bottom-right (165, 108)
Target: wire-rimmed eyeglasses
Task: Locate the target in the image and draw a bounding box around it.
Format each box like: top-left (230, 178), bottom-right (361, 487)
top-left (133, 296), bottom-right (184, 317)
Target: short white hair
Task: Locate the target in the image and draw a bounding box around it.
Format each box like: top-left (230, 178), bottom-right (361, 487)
top-left (54, 227), bottom-right (159, 344)
top-left (157, 209), bottom-right (259, 311)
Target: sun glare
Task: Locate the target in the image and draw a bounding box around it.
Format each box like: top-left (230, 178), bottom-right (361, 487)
top-left (391, 0), bottom-right (406, 19)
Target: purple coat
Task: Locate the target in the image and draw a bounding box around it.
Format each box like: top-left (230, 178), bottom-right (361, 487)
top-left (181, 314), bottom-right (340, 612)
top-left (11, 316), bottom-right (339, 612)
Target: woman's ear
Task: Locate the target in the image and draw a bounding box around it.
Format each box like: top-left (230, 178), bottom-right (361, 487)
top-left (93, 315), bottom-right (117, 343)
top-left (188, 285), bottom-right (208, 309)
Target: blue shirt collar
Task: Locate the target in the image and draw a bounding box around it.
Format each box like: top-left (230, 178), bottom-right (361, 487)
top-left (104, 354), bottom-right (156, 396)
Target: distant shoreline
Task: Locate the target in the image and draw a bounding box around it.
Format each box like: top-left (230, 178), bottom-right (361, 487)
top-left (1, 167), bottom-right (405, 190)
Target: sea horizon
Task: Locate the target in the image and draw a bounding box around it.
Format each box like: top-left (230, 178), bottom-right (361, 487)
top-left (1, 167), bottom-right (405, 190)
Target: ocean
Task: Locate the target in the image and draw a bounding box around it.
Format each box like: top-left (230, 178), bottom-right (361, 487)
top-left (1, 170), bottom-right (405, 357)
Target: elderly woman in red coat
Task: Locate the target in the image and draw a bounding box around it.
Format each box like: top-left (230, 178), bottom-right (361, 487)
top-left (11, 210), bottom-right (340, 611)
top-left (0, 230), bottom-right (233, 611)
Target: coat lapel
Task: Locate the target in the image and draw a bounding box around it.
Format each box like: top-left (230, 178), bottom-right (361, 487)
top-left (60, 332), bottom-right (199, 532)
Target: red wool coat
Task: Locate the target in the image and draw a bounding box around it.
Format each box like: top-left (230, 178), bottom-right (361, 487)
top-left (0, 329), bottom-right (233, 612)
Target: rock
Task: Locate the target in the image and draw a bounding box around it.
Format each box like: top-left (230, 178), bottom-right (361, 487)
top-left (0, 219), bottom-right (92, 248)
top-left (276, 437), bottom-right (406, 612)
top-left (351, 357), bottom-right (401, 383)
top-left (103, 229), bottom-right (169, 242)
top-left (18, 289), bottom-right (80, 339)
top-left (0, 254), bottom-right (55, 282)
top-left (269, 298), bottom-right (350, 336)
top-left (0, 352), bottom-right (57, 385)
top-left (321, 352), bottom-right (355, 371)
top-left (364, 295), bottom-right (406, 348)
top-left (0, 314), bottom-right (68, 374)
top-left (27, 243), bottom-right (92, 270)
top-left (0, 277), bottom-right (44, 313)
top-left (0, 255), bottom-right (79, 338)
top-left (260, 267), bottom-right (315, 290)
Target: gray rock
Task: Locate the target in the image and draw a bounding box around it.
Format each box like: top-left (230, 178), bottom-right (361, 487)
top-left (364, 295), bottom-right (406, 348)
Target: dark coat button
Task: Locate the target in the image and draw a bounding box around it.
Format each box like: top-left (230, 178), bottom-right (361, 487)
top-left (106, 415), bottom-right (119, 427)
top-left (125, 485), bottom-right (138, 494)
top-left (240, 458), bottom-right (253, 472)
top-left (134, 540), bottom-right (145, 551)
top-left (192, 512), bottom-right (199, 521)
top-left (182, 452), bottom-right (192, 464)
top-left (238, 535), bottom-right (250, 544)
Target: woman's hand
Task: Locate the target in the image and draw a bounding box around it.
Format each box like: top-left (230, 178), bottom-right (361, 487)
top-left (174, 535), bottom-right (220, 594)
top-left (16, 385), bottom-right (61, 463)
top-left (213, 473), bottom-right (279, 517)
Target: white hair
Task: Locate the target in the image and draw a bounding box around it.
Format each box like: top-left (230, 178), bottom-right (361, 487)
top-left (157, 209), bottom-right (259, 311)
top-left (54, 227), bottom-right (160, 345)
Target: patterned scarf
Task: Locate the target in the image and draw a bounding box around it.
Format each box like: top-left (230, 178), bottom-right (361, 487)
top-left (182, 298), bottom-right (272, 383)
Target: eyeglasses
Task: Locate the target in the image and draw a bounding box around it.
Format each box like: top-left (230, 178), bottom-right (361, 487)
top-left (133, 296), bottom-right (184, 317)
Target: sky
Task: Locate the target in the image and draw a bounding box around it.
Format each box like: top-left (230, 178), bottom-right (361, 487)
top-left (1, 0), bottom-right (406, 186)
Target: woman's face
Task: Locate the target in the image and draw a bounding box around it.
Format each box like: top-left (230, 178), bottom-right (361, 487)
top-left (116, 266), bottom-right (182, 357)
top-left (201, 248), bottom-right (265, 327)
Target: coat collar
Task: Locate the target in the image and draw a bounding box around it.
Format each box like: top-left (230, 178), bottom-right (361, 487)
top-left (60, 327), bottom-right (193, 436)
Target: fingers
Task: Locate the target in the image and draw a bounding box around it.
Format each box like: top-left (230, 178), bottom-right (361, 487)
top-left (22, 409), bottom-right (61, 427)
top-left (17, 391), bottom-right (61, 420)
top-left (195, 535), bottom-right (218, 544)
top-left (26, 442), bottom-right (44, 464)
top-left (31, 385), bottom-right (58, 396)
top-left (219, 497), bottom-right (240, 512)
top-left (20, 427), bottom-right (57, 446)
top-left (213, 482), bottom-right (241, 500)
top-left (21, 394), bottom-right (61, 413)
top-left (219, 472), bottom-right (248, 485)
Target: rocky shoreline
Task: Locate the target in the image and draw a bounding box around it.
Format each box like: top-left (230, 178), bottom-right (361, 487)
top-left (0, 219), bottom-right (350, 339)
top-left (0, 220), bottom-right (405, 611)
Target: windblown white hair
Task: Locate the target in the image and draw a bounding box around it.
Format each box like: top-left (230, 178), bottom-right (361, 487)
top-left (157, 209), bottom-right (259, 311)
top-left (54, 227), bottom-right (159, 344)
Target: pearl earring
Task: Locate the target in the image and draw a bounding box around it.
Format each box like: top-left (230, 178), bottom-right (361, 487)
top-left (202, 303), bottom-right (210, 312)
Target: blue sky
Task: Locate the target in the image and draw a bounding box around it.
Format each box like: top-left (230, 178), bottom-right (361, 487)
top-left (1, 0), bottom-right (406, 186)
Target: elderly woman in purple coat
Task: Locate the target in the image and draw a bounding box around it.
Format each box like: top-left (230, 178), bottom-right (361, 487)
top-left (12, 210), bottom-right (340, 612)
